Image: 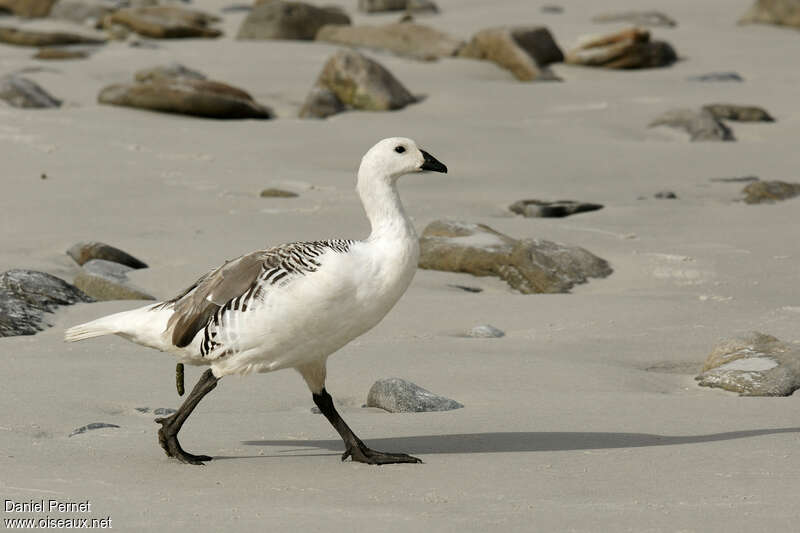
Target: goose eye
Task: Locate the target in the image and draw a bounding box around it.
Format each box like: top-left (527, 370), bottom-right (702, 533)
top-left (394, 146), bottom-right (405, 154)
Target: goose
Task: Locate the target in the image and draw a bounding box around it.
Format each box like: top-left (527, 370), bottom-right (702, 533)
top-left (65, 137), bottom-right (448, 465)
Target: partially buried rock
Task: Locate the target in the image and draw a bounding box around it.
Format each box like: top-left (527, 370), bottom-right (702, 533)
top-left (359, 0), bottom-right (438, 13)
top-left (509, 199), bottom-right (602, 218)
top-left (739, 0), bottom-right (800, 28)
top-left (134, 63), bottom-right (206, 83)
top-left (702, 103), bottom-right (774, 122)
top-left (649, 108), bottom-right (734, 142)
top-left (67, 241), bottom-right (148, 269)
top-left (107, 6), bottom-right (222, 38)
top-left (591, 11), bottom-right (677, 28)
top-left (68, 422), bottom-right (119, 437)
top-left (0, 25), bottom-right (106, 46)
top-left (0, 75), bottom-right (61, 108)
top-left (654, 191), bottom-right (677, 199)
top-left (73, 259), bottom-right (155, 301)
top-left (742, 180), bottom-right (800, 204)
top-left (98, 76), bottom-right (273, 119)
top-left (316, 22), bottom-right (463, 61)
top-left (299, 50), bottom-right (417, 118)
top-left (366, 378), bottom-right (463, 413)
top-left (260, 188), bottom-right (298, 198)
top-left (418, 220), bottom-right (612, 294)
top-left (688, 72), bottom-right (743, 82)
top-left (236, 0), bottom-right (350, 41)
top-left (0, 0), bottom-right (57, 17)
top-left (565, 27), bottom-right (676, 69)
top-left (695, 332), bottom-right (800, 396)
top-left (466, 324), bottom-right (504, 338)
top-left (0, 269), bottom-right (93, 337)
top-left (33, 48), bottom-right (89, 60)
top-left (458, 26), bottom-right (563, 81)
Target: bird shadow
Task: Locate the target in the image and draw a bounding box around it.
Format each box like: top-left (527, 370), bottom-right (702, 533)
top-left (237, 427), bottom-right (800, 456)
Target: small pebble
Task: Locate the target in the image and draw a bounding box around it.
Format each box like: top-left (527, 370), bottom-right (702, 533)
top-left (466, 324), bottom-right (505, 338)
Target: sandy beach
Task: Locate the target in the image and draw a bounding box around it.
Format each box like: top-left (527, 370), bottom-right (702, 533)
top-left (2, 0), bottom-right (800, 531)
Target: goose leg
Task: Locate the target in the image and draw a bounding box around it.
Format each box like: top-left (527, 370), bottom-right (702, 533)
top-left (312, 388), bottom-right (422, 465)
top-left (155, 368), bottom-right (218, 465)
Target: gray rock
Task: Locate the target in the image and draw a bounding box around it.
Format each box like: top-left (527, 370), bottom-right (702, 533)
top-left (134, 63), bottom-right (207, 83)
top-left (649, 108), bottom-right (735, 141)
top-left (0, 25), bottom-right (106, 46)
top-left (316, 22), bottom-right (463, 61)
top-left (591, 10), bottom-right (677, 27)
top-left (237, 0), bottom-right (350, 41)
top-left (565, 27), bottom-right (676, 69)
top-left (458, 26), bottom-right (563, 81)
top-left (260, 188), bottom-right (298, 198)
top-left (135, 407), bottom-right (176, 415)
top-left (739, 0), bottom-right (800, 28)
top-left (67, 241), bottom-right (148, 269)
top-left (299, 50), bottom-right (417, 118)
top-left (447, 284), bottom-right (482, 293)
top-left (0, 270), bottom-right (93, 337)
top-left (418, 220), bottom-right (612, 294)
top-left (296, 86), bottom-right (345, 119)
top-left (702, 103), bottom-right (774, 122)
top-left (742, 180), bottom-right (800, 204)
top-left (0, 0), bottom-right (57, 17)
top-left (73, 259), bottom-right (155, 301)
top-left (466, 324), bottom-right (504, 338)
top-left (69, 422), bottom-right (120, 437)
top-left (654, 191), bottom-right (677, 199)
top-left (696, 332), bottom-right (800, 396)
top-left (107, 6), bottom-right (222, 39)
top-left (509, 199), bottom-right (603, 218)
top-left (221, 3), bottom-right (251, 13)
top-left (688, 72), bottom-right (744, 82)
top-left (366, 378), bottom-right (463, 412)
top-left (710, 176), bottom-right (759, 183)
top-left (358, 0), bottom-right (437, 13)
top-left (0, 75), bottom-right (61, 108)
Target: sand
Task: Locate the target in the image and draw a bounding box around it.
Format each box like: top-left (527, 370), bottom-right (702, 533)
top-left (2, 0), bottom-right (800, 531)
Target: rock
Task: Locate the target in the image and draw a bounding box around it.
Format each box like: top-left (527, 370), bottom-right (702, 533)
top-left (0, 25), bottom-right (106, 46)
top-left (98, 77), bottom-right (274, 119)
top-left (67, 241), bottom-right (148, 269)
top-left (73, 259), bottom-right (155, 301)
top-left (649, 108), bottom-right (735, 142)
top-left (299, 50), bottom-right (417, 118)
top-left (298, 86), bottom-right (345, 119)
top-left (466, 324), bottom-right (504, 338)
top-left (50, 1), bottom-right (115, 26)
top-left (710, 176), bottom-right (759, 183)
top-left (739, 0), bottom-right (800, 28)
top-left (316, 22), bottom-right (463, 60)
top-left (0, 0), bottom-right (57, 17)
top-left (695, 332), bottom-right (800, 396)
top-left (654, 191), bottom-right (677, 199)
top-left (565, 27), bottom-right (677, 69)
top-left (236, 0), bottom-right (350, 41)
top-left (260, 188), bottom-right (298, 197)
top-left (33, 48), bottom-right (90, 60)
top-left (418, 220), bottom-right (612, 294)
top-left (221, 4), bottom-right (251, 13)
top-left (742, 180), bottom-right (800, 204)
top-left (458, 26), bottom-right (563, 81)
top-left (591, 11), bottom-right (677, 27)
top-left (509, 199), bottom-right (603, 218)
top-left (702, 103), bottom-right (774, 122)
top-left (108, 6), bottom-right (222, 38)
top-left (366, 377), bottom-right (463, 413)
top-left (68, 422), bottom-right (120, 437)
top-left (135, 407), bottom-right (176, 415)
top-left (358, 0), bottom-right (437, 13)
top-left (688, 72), bottom-right (743, 82)
top-left (0, 269), bottom-right (93, 337)
top-left (448, 284), bottom-right (482, 293)
top-left (134, 63), bottom-right (207, 83)
top-left (0, 75), bottom-right (61, 108)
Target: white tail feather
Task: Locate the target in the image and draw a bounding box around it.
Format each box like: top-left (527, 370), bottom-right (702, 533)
top-left (64, 304), bottom-right (173, 351)
top-left (64, 316), bottom-right (120, 342)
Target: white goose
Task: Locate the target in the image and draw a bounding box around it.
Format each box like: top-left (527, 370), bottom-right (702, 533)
top-left (65, 137), bottom-right (448, 465)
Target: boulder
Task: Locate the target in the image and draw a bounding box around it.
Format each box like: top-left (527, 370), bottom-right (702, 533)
top-left (73, 259), bottom-right (155, 301)
top-left (67, 241), bottom-right (148, 269)
top-left (366, 378), bottom-right (463, 413)
top-left (236, 0), bottom-right (350, 41)
top-left (591, 11), bottom-right (677, 27)
top-left (696, 332), bottom-right (800, 396)
top-left (134, 63), bottom-right (207, 83)
top-left (0, 75), bottom-right (61, 108)
top-left (702, 103), bottom-right (774, 122)
top-left (98, 77), bottom-right (274, 119)
top-left (33, 47), bottom-right (90, 59)
top-left (108, 6), bottom-right (222, 38)
top-left (649, 108), bottom-right (734, 141)
top-left (0, 25), bottom-right (106, 46)
top-left (299, 50), bottom-right (417, 118)
top-left (509, 199), bottom-right (603, 218)
top-left (0, 0), bottom-right (57, 17)
top-left (742, 181), bottom-right (800, 204)
top-left (418, 220), bottom-right (612, 294)
top-left (316, 22), bottom-right (463, 60)
top-left (565, 27), bottom-right (676, 69)
top-left (0, 269), bottom-right (93, 337)
top-left (458, 26), bottom-right (563, 81)
top-left (739, 0), bottom-right (800, 28)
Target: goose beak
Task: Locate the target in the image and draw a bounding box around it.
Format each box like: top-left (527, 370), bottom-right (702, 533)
top-left (419, 150), bottom-right (448, 173)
